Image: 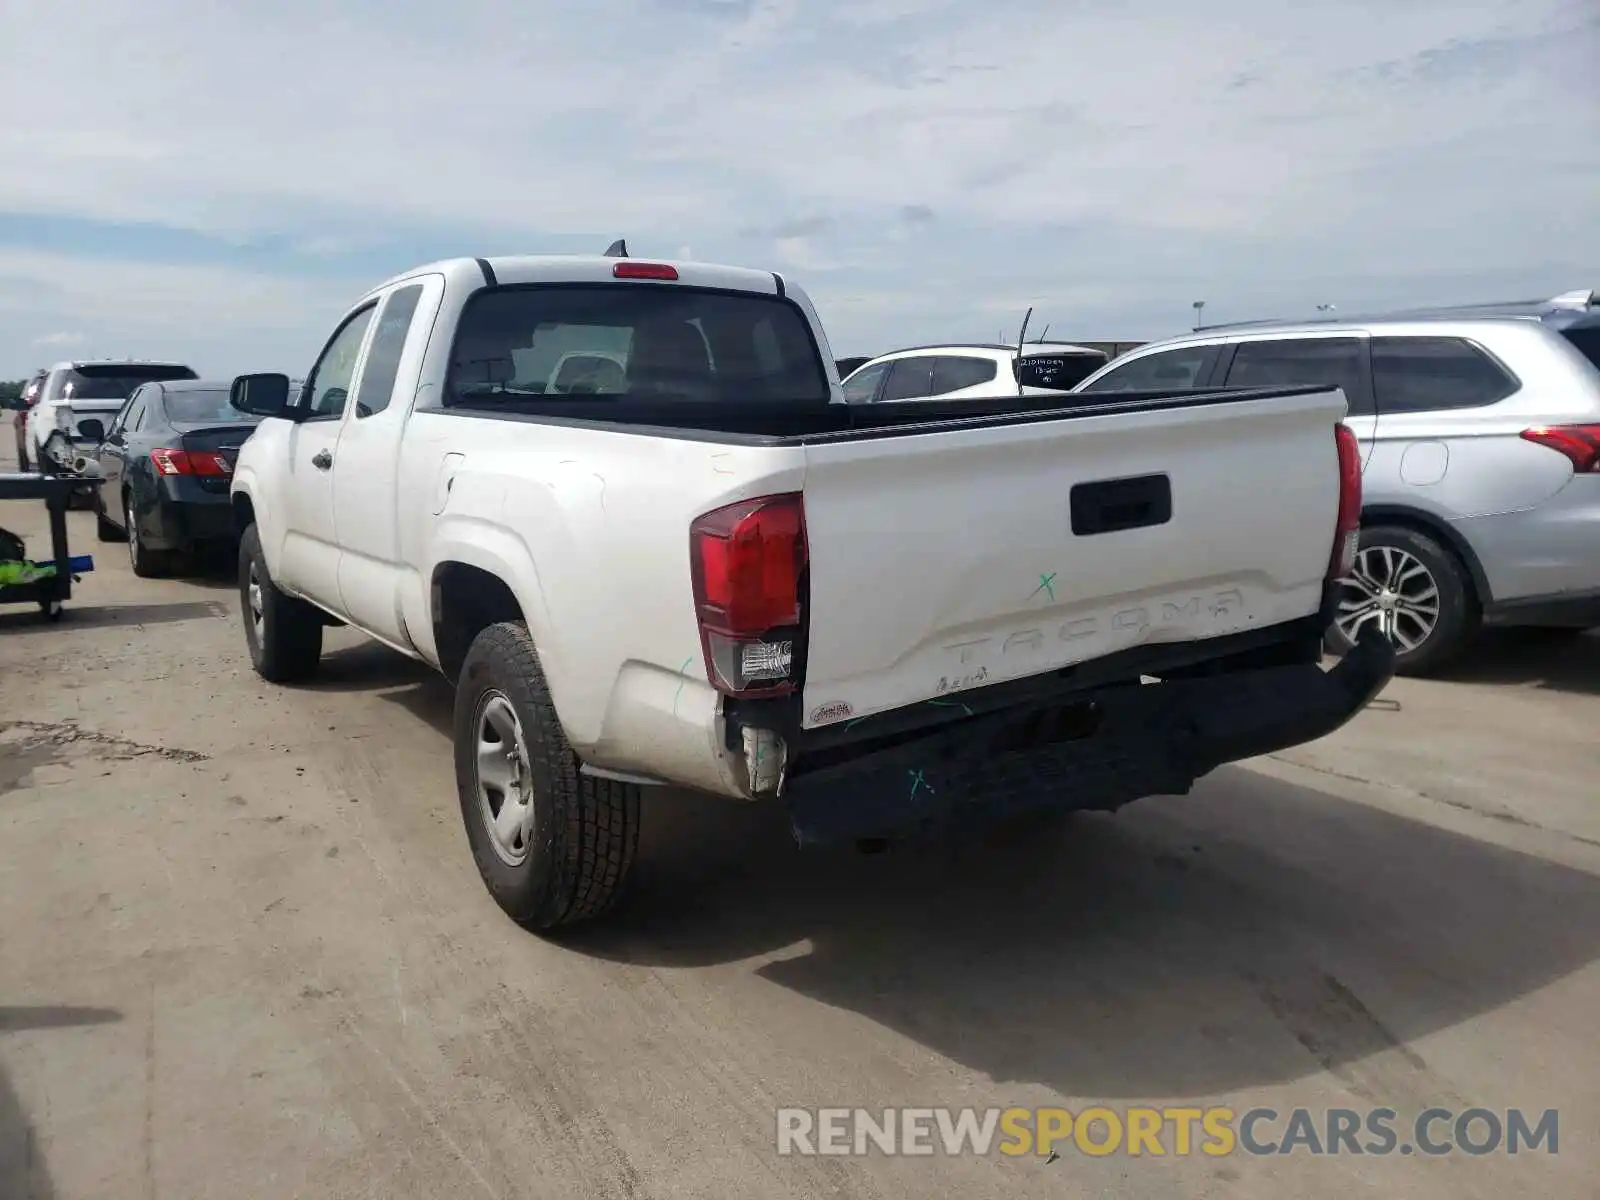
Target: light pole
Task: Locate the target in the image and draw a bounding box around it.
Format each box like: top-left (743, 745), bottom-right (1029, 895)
top-left (1192, 300), bottom-right (1206, 331)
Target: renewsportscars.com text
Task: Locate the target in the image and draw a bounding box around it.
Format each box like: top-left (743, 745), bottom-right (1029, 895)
top-left (775, 1106), bottom-right (1560, 1158)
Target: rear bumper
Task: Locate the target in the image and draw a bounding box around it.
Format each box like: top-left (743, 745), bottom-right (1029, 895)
top-left (782, 627), bottom-right (1396, 846)
top-left (1459, 477), bottom-right (1600, 604)
top-left (142, 482), bottom-right (235, 550)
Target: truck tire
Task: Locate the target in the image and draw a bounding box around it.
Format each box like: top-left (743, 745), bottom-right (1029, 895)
top-left (453, 621), bottom-right (640, 932)
top-left (1328, 524), bottom-right (1477, 677)
top-left (239, 523), bottom-right (323, 682)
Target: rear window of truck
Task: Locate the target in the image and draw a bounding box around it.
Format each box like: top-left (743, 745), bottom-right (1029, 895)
top-left (444, 284), bottom-right (830, 410)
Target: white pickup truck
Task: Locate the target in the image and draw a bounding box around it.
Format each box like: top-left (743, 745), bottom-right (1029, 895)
top-left (227, 250), bottom-right (1395, 932)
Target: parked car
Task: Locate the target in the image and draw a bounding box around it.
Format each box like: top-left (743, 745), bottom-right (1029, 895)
top-left (226, 250), bottom-right (1390, 932)
top-left (840, 341), bottom-right (1109, 403)
top-left (1073, 289), bottom-right (1600, 675)
top-left (92, 379), bottom-right (285, 576)
top-left (93, 380), bottom-right (288, 579)
top-left (9, 370), bottom-right (46, 470)
top-left (24, 361), bottom-right (200, 499)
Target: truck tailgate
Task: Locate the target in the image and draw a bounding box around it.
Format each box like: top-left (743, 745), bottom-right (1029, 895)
top-left (797, 389), bottom-right (1348, 728)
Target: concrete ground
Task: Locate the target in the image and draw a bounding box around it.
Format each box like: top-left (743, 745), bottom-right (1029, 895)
top-left (2, 452), bottom-right (1596, 1199)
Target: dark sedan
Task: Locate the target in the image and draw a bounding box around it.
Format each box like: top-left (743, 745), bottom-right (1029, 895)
top-left (94, 379), bottom-right (269, 577)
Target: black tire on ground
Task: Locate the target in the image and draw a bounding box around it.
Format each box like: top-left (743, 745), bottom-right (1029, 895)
top-left (238, 523), bottom-right (323, 682)
top-left (125, 492), bottom-right (173, 578)
top-left (95, 490), bottom-right (122, 542)
top-left (1327, 524), bottom-right (1478, 677)
top-left (453, 621), bottom-right (641, 932)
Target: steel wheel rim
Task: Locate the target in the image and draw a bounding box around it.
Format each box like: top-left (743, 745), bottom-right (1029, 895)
top-left (474, 692), bottom-right (535, 867)
top-left (246, 561), bottom-right (265, 644)
top-left (1335, 545), bottom-right (1442, 653)
top-left (126, 501), bottom-right (140, 570)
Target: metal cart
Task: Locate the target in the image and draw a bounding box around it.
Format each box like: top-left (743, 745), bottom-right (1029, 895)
top-left (0, 472), bottom-right (99, 621)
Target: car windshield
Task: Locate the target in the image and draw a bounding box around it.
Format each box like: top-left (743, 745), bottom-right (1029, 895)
top-left (445, 284), bottom-right (829, 408)
top-left (163, 389), bottom-right (259, 425)
top-left (61, 365), bottom-right (198, 401)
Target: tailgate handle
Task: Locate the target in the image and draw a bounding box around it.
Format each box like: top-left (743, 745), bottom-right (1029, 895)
top-left (1070, 473), bottom-right (1172, 536)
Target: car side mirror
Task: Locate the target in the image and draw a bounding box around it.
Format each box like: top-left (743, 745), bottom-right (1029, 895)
top-left (77, 418), bottom-right (106, 443)
top-left (231, 373), bottom-right (294, 418)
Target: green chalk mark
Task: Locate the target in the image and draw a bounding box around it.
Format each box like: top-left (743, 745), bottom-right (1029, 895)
top-left (671, 657), bottom-right (693, 715)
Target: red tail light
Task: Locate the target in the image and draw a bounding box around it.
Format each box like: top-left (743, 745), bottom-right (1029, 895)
top-left (1521, 424), bottom-right (1600, 473)
top-left (1329, 423), bottom-right (1362, 579)
top-left (151, 448), bottom-right (231, 477)
top-left (613, 261), bottom-right (679, 281)
top-left (690, 493), bottom-right (807, 696)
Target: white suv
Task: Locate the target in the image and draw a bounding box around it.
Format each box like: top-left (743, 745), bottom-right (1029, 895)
top-left (25, 359), bottom-right (199, 477)
top-left (840, 342), bottom-right (1108, 403)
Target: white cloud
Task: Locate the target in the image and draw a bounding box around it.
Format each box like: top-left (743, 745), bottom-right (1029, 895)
top-left (0, 0), bottom-right (1596, 370)
top-left (0, 248), bottom-right (358, 376)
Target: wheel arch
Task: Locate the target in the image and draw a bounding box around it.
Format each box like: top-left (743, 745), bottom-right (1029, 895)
top-left (1361, 503), bottom-right (1491, 609)
top-left (425, 527), bottom-right (559, 695)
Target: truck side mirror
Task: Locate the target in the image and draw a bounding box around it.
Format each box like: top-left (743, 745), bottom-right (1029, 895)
top-left (231, 373), bottom-right (293, 418)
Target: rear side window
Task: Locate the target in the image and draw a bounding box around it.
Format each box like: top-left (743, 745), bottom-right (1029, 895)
top-left (881, 356), bottom-right (937, 401)
top-left (355, 284), bottom-right (426, 418)
top-left (1561, 327), bottom-right (1600, 374)
top-left (1017, 352), bottom-right (1105, 392)
top-left (1079, 345), bottom-right (1219, 393)
top-left (109, 391), bottom-right (149, 433)
top-left (931, 355), bottom-right (998, 394)
top-left (841, 361), bottom-right (888, 403)
top-left (1223, 337), bottom-right (1371, 415)
top-left (1371, 336), bottom-right (1518, 413)
top-left (445, 284), bottom-right (828, 407)
top-left (53, 364), bottom-right (199, 402)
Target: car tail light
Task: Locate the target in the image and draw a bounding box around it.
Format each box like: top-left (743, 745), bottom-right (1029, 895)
top-left (690, 493), bottom-right (807, 696)
top-left (151, 448), bottom-right (231, 477)
top-left (1521, 424), bottom-right (1600, 473)
top-left (613, 261), bottom-right (679, 281)
top-left (1329, 423), bottom-right (1362, 579)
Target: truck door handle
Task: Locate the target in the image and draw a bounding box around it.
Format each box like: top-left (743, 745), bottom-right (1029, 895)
top-left (312, 449), bottom-right (333, 471)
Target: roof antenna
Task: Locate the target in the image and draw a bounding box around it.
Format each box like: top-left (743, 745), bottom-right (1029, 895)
top-left (1014, 307), bottom-right (1033, 395)
top-left (1035, 324), bottom-right (1050, 343)
top-left (603, 238), bottom-right (629, 258)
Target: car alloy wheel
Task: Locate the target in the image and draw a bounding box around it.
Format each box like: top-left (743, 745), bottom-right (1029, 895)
top-left (126, 500), bottom-right (142, 572)
top-left (473, 691), bottom-right (536, 867)
top-left (1335, 545), bottom-right (1442, 653)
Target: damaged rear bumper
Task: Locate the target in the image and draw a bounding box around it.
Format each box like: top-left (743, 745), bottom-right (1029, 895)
top-left (782, 628), bottom-right (1396, 847)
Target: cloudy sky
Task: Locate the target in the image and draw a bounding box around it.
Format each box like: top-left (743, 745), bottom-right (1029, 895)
top-left (2, 0), bottom-right (1596, 377)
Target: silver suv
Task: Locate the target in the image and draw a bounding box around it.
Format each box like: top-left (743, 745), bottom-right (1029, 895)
top-left (1072, 292), bottom-right (1600, 676)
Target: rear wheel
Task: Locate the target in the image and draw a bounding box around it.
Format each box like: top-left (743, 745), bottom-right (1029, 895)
top-left (125, 494), bottom-right (172, 578)
top-left (453, 621), bottom-right (640, 931)
top-left (239, 523), bottom-right (323, 682)
top-left (1329, 524), bottom-right (1477, 676)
